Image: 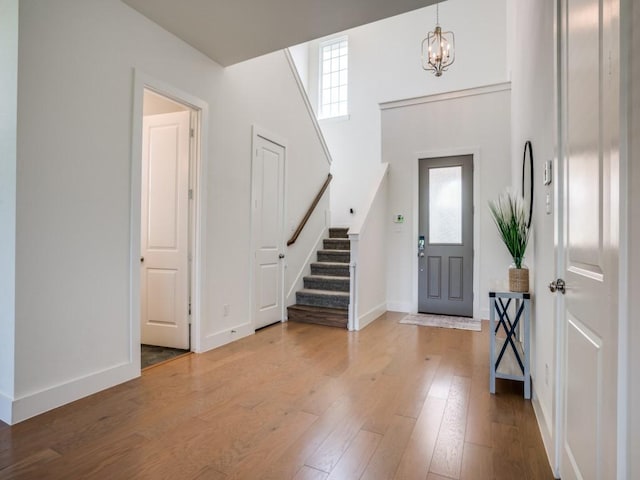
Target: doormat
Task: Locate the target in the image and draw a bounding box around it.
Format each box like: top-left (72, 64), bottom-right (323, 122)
top-left (141, 344), bottom-right (190, 370)
top-left (399, 313), bottom-right (481, 331)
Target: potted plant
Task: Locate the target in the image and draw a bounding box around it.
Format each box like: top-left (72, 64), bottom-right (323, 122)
top-left (489, 190), bottom-right (531, 292)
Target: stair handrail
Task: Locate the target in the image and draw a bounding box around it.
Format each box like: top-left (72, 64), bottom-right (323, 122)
top-left (287, 173), bottom-right (333, 246)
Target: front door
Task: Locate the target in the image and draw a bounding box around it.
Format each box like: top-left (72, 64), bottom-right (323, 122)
top-left (140, 111), bottom-right (191, 349)
top-left (252, 134), bottom-right (285, 329)
top-left (558, 0), bottom-right (619, 478)
top-left (418, 155), bottom-right (473, 316)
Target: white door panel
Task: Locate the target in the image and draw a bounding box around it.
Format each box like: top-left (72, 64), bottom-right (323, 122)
top-left (560, 0), bottom-right (619, 478)
top-left (565, 315), bottom-right (601, 479)
top-left (146, 269), bottom-right (178, 324)
top-left (141, 111), bottom-right (190, 349)
top-left (252, 135), bottom-right (285, 329)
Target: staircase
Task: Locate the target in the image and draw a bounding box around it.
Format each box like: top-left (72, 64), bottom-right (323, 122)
top-left (287, 227), bottom-right (351, 328)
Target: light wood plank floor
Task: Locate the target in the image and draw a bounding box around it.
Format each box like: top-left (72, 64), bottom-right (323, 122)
top-left (0, 312), bottom-right (554, 479)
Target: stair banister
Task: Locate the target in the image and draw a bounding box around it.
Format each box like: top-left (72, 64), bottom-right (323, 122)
top-left (287, 173), bottom-right (333, 246)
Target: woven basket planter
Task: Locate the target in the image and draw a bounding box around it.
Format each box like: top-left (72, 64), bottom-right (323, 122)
top-left (509, 267), bottom-right (529, 292)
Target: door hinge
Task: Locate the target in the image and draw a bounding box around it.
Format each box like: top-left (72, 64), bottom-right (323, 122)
top-left (189, 301), bottom-right (192, 316)
top-left (189, 189), bottom-right (193, 200)
top-left (190, 128), bottom-right (195, 138)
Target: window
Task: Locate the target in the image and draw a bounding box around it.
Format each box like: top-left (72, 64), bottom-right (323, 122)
top-left (319, 37), bottom-right (348, 119)
top-left (429, 166), bottom-right (462, 244)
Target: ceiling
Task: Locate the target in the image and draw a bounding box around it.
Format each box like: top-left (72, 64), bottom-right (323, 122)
top-left (121, 0), bottom-right (439, 66)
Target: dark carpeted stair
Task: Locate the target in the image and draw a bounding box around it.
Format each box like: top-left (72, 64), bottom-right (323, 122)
top-left (288, 227), bottom-right (350, 328)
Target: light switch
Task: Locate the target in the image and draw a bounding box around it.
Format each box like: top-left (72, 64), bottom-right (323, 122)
top-left (544, 160), bottom-right (553, 185)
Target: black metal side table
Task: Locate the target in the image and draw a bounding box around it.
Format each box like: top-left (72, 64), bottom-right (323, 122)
top-left (489, 291), bottom-right (531, 399)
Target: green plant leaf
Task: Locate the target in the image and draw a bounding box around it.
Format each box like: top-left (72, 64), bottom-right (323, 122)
top-left (488, 190), bottom-right (530, 268)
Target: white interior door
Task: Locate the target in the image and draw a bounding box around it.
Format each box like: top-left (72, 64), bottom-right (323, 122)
top-left (252, 134), bottom-right (285, 330)
top-left (559, 0), bottom-right (619, 477)
top-left (141, 111), bottom-right (191, 349)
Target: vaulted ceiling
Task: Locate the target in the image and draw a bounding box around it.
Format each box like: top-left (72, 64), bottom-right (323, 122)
top-left (121, 0), bottom-right (439, 66)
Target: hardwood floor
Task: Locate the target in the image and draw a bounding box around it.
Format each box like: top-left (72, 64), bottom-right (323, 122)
top-left (0, 312), bottom-right (554, 479)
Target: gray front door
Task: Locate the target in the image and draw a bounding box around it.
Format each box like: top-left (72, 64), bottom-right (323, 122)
top-left (418, 155), bottom-right (473, 316)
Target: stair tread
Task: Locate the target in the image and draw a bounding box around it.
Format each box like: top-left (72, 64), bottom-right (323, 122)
top-left (288, 304), bottom-right (348, 313)
top-left (318, 249), bottom-right (350, 253)
top-left (299, 289), bottom-right (350, 297)
top-left (329, 228), bottom-right (349, 239)
top-left (311, 261), bottom-right (350, 266)
top-left (304, 275), bottom-right (350, 281)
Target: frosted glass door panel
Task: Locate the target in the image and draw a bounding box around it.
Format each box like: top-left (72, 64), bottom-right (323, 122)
top-left (429, 166), bottom-right (462, 244)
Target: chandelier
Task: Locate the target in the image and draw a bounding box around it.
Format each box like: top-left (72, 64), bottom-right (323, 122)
top-left (421, 3), bottom-right (455, 77)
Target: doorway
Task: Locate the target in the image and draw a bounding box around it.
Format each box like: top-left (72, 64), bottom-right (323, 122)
top-left (139, 89), bottom-right (197, 367)
top-left (417, 155), bottom-right (474, 317)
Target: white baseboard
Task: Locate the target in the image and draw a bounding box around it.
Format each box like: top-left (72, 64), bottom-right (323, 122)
top-left (10, 362), bottom-right (138, 425)
top-left (386, 301), bottom-right (411, 313)
top-left (358, 302), bottom-right (387, 330)
top-left (0, 390), bottom-right (12, 424)
top-left (532, 387), bottom-right (559, 478)
top-left (200, 322), bottom-right (254, 352)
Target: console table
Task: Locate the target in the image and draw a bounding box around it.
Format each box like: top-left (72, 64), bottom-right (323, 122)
top-left (489, 291), bottom-right (531, 399)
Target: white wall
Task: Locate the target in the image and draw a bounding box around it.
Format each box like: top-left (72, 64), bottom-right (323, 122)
top-left (143, 90), bottom-right (189, 115)
top-left (628, 0), bottom-right (639, 476)
top-left (205, 50), bottom-right (330, 349)
top-left (350, 163), bottom-right (388, 330)
top-left (381, 86), bottom-right (512, 319)
top-left (509, 0), bottom-right (557, 459)
top-left (302, 0), bottom-right (510, 227)
top-left (12, 0), bottom-right (224, 422)
top-left (288, 43), bottom-right (309, 92)
top-left (10, 0), bottom-right (331, 423)
top-left (0, 0), bottom-right (18, 422)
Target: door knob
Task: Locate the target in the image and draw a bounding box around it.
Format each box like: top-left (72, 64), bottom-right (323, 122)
top-left (278, 254), bottom-right (285, 259)
top-left (548, 278), bottom-right (566, 294)
top-left (140, 257), bottom-right (144, 263)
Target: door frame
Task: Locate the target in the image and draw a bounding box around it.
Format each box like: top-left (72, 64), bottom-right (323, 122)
top-left (249, 125), bottom-right (287, 330)
top-left (130, 70), bottom-right (209, 369)
top-left (412, 147), bottom-right (480, 318)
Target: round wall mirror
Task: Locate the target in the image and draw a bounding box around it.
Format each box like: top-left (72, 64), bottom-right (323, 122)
top-left (522, 141), bottom-right (534, 229)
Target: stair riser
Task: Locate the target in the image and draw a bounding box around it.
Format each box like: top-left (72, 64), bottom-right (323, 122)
top-left (296, 292), bottom-right (350, 309)
top-left (318, 251), bottom-right (350, 263)
top-left (303, 277), bottom-right (350, 292)
top-left (287, 307), bottom-right (347, 328)
top-left (323, 239), bottom-right (350, 250)
top-left (329, 228), bottom-right (349, 239)
top-left (311, 264), bottom-right (350, 277)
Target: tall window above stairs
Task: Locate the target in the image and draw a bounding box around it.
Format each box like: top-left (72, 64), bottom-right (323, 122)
top-left (319, 37), bottom-right (348, 119)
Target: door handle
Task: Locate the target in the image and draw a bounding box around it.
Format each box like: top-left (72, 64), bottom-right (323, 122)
top-left (278, 254), bottom-right (285, 259)
top-left (140, 257), bottom-right (144, 263)
top-left (548, 278), bottom-right (566, 294)
top-left (419, 252), bottom-right (425, 258)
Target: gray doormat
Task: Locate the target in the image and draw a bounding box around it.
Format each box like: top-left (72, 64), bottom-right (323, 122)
top-left (141, 344), bottom-right (190, 369)
top-left (399, 313), bottom-right (481, 331)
